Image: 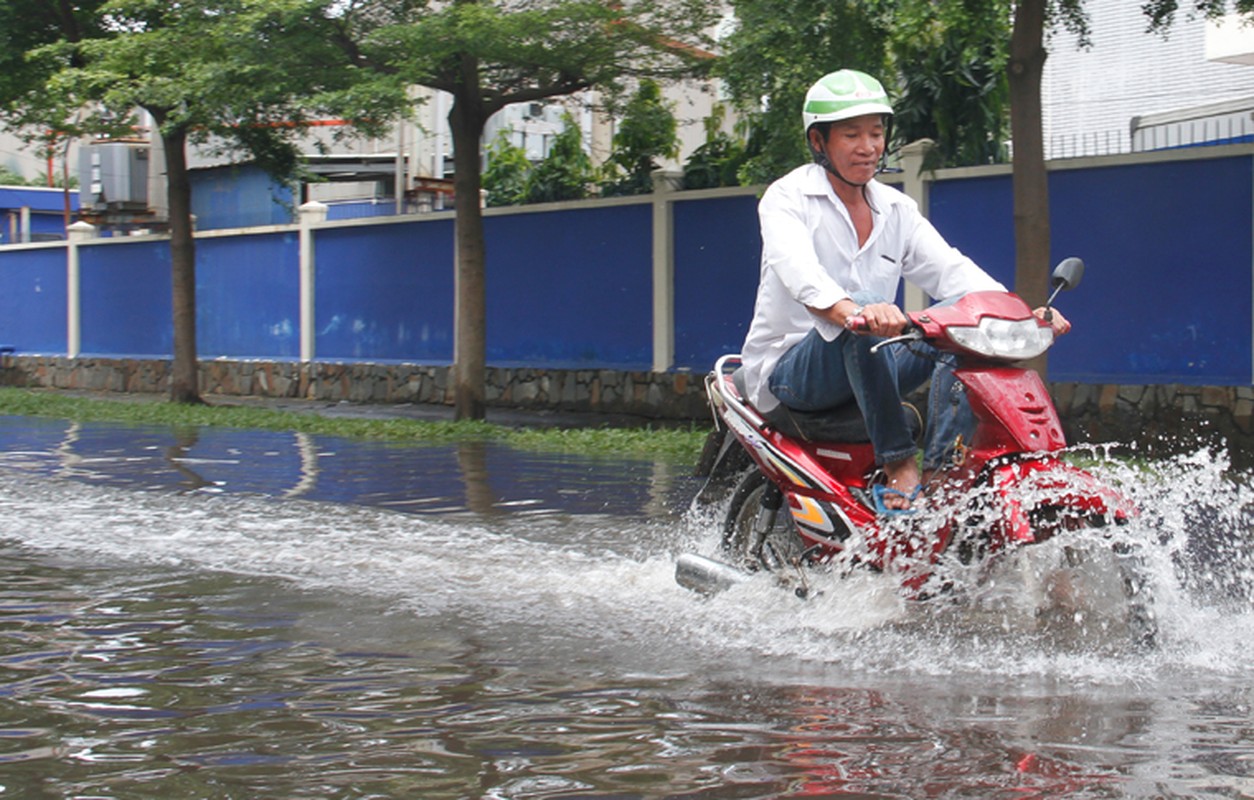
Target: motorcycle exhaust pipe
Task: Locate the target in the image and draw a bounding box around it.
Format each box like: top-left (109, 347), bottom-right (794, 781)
top-left (675, 553), bottom-right (752, 595)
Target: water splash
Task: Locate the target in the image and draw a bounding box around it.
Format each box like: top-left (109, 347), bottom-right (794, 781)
top-left (674, 443), bottom-right (1254, 682)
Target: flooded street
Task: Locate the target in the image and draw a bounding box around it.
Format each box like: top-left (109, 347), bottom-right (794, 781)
top-left (2, 414), bottom-right (1254, 798)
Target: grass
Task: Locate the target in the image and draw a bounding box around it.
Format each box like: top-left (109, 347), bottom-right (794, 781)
top-left (0, 387), bottom-right (711, 463)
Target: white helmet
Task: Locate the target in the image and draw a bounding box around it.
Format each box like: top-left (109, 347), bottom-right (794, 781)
top-left (802, 69), bottom-right (893, 134)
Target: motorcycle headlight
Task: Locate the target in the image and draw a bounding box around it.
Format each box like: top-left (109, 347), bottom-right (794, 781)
top-left (947, 317), bottom-right (1054, 360)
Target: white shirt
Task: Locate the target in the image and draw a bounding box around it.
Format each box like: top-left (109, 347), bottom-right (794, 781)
top-left (740, 164), bottom-right (1005, 413)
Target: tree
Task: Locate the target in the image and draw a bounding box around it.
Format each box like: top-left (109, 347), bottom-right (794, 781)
top-left (600, 79), bottom-right (678, 197)
top-left (0, 1), bottom-right (108, 107)
top-left (682, 105), bottom-right (748, 190)
top-left (718, 0), bottom-right (1018, 180)
top-left (717, 0), bottom-right (1254, 370)
top-left (346, 0), bottom-right (717, 420)
top-left (482, 128), bottom-right (532, 207)
top-left (716, 0), bottom-right (889, 186)
top-left (525, 112), bottom-right (595, 203)
top-left (2, 0), bottom-right (401, 404)
top-left (889, 0), bottom-right (1012, 168)
top-left (0, 0), bottom-right (109, 199)
top-left (1005, 0), bottom-right (1254, 333)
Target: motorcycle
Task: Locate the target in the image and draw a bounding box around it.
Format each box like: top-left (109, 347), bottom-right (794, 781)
top-left (678, 259), bottom-right (1156, 646)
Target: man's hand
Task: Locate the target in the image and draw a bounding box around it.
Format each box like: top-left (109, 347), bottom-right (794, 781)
top-left (1033, 306), bottom-right (1072, 336)
top-left (833, 299), bottom-right (909, 337)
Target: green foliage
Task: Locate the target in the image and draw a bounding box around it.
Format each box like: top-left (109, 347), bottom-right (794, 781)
top-left (363, 1), bottom-right (718, 109)
top-left (716, 0), bottom-right (890, 186)
top-left (716, 0), bottom-right (1017, 177)
top-left (682, 105), bottom-right (748, 190)
top-left (483, 128), bottom-right (533, 207)
top-left (1142, 0), bottom-right (1254, 33)
top-left (0, 167), bottom-right (74, 187)
top-left (35, 171), bottom-right (77, 188)
top-left (0, 0), bottom-right (110, 122)
top-left (1, 0), bottom-right (405, 184)
top-left (889, 0), bottom-right (1012, 168)
top-left (0, 166), bottom-right (33, 186)
top-left (600, 79), bottom-right (679, 197)
top-left (524, 112), bottom-right (593, 204)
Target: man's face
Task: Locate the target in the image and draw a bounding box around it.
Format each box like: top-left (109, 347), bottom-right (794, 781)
top-left (812, 114), bottom-right (885, 185)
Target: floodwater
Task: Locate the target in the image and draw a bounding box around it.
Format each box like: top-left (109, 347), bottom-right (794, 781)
top-left (1, 415), bottom-right (1254, 799)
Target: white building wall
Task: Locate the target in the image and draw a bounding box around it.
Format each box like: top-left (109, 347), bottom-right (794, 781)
top-left (1043, 0), bottom-right (1254, 158)
top-left (0, 129), bottom-right (61, 184)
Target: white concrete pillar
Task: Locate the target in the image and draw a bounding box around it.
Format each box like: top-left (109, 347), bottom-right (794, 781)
top-left (65, 221), bottom-right (96, 357)
top-left (298, 201), bottom-right (328, 363)
top-left (651, 169), bottom-right (682, 373)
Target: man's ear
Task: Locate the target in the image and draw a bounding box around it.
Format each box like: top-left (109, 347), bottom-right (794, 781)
top-left (807, 128), bottom-right (824, 156)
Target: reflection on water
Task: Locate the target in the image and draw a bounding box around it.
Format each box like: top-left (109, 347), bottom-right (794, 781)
top-left (2, 415), bottom-right (1254, 798)
top-left (0, 415), bottom-right (695, 520)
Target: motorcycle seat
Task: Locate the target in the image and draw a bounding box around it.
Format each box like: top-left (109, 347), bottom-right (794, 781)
top-left (731, 368), bottom-right (919, 445)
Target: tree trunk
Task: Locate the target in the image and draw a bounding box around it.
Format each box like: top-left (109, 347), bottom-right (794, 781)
top-left (162, 123), bottom-right (203, 404)
top-left (449, 54), bottom-right (489, 421)
top-left (1009, 0), bottom-right (1050, 372)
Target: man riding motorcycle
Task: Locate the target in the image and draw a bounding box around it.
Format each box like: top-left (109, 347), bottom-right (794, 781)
top-left (739, 69), bottom-right (1070, 513)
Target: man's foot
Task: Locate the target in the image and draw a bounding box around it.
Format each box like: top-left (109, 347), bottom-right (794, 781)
top-left (878, 457), bottom-right (921, 512)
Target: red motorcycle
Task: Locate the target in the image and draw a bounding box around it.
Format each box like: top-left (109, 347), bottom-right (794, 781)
top-left (679, 259), bottom-right (1155, 645)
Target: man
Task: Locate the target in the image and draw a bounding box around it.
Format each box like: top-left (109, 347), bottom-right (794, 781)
top-left (739, 69), bottom-right (1069, 512)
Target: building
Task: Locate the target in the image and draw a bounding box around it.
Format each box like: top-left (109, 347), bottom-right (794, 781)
top-left (0, 186), bottom-right (78, 244)
top-left (1043, 3), bottom-right (1254, 158)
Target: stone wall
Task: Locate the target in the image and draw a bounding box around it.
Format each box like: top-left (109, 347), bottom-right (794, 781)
top-left (2, 355), bottom-right (1249, 460)
top-left (0, 355), bottom-right (711, 420)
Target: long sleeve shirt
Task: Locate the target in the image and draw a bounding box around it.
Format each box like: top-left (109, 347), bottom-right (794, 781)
top-left (740, 164), bottom-right (1005, 413)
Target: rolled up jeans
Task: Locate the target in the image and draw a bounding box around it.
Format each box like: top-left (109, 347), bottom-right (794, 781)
top-left (766, 293), bottom-right (974, 473)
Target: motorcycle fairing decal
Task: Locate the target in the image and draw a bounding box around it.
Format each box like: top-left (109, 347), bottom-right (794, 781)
top-left (764, 450), bottom-right (815, 489)
top-left (790, 494), bottom-right (835, 534)
top-left (816, 447), bottom-right (854, 461)
top-left (721, 407), bottom-right (835, 493)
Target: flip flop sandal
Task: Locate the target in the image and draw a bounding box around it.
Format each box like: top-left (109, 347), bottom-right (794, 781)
top-left (872, 483), bottom-right (923, 516)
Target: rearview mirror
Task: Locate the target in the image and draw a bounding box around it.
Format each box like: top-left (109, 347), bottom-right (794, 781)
top-left (1052, 258), bottom-right (1085, 291)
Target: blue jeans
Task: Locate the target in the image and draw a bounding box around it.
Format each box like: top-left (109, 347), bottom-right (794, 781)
top-left (767, 294), bottom-right (974, 472)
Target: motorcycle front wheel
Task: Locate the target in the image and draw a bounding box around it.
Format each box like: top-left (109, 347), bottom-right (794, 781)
top-left (721, 470), bottom-right (807, 572)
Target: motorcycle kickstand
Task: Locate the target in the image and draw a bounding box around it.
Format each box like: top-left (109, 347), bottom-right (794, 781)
top-left (788, 544), bottom-right (828, 600)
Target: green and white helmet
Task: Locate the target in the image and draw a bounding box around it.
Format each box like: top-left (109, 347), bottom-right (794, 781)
top-left (802, 69), bottom-right (893, 133)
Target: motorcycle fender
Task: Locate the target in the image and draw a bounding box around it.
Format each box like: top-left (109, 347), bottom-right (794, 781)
top-left (960, 367), bottom-right (1067, 453)
top-left (988, 459), bottom-right (1133, 545)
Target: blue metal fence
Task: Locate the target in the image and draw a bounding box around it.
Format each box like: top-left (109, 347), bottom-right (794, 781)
top-left (672, 193), bottom-right (761, 371)
top-left (198, 231), bottom-right (301, 359)
top-left (315, 219), bottom-right (456, 362)
top-left (930, 154), bottom-right (1254, 384)
top-left (79, 239), bottom-right (171, 358)
top-left (0, 246), bottom-right (66, 352)
top-left (2, 147), bottom-right (1252, 386)
top-left (485, 204), bottom-right (653, 368)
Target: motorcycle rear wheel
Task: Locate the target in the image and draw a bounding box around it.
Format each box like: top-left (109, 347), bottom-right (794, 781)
top-left (721, 470), bottom-right (807, 572)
